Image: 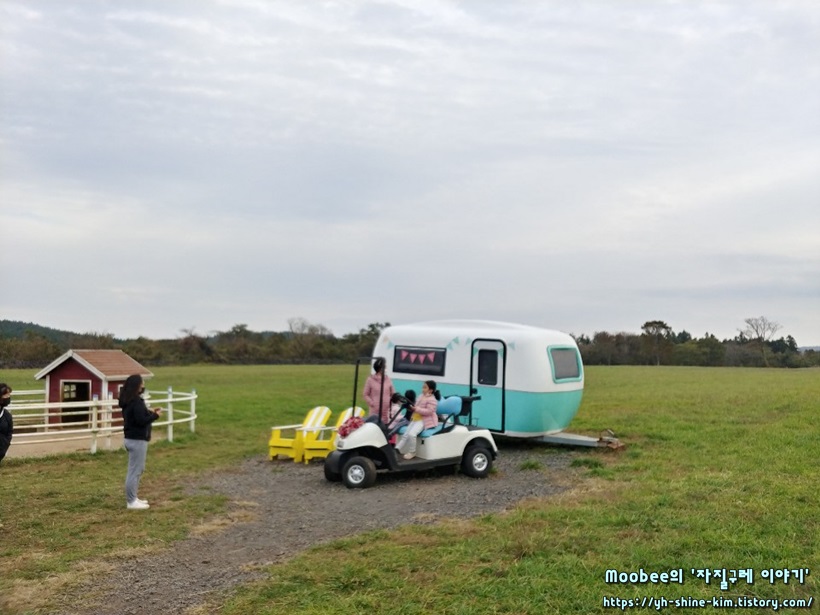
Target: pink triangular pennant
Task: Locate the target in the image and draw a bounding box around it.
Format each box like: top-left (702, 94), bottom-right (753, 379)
top-left (409, 353), bottom-right (418, 363)
top-left (427, 352), bottom-right (435, 362)
top-left (401, 350), bottom-right (409, 360)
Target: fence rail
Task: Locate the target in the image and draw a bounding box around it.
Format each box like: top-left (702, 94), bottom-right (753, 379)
top-left (7, 388), bottom-right (197, 455)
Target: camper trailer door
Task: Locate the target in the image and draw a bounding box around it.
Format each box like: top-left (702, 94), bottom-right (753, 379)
top-left (469, 339), bottom-right (505, 432)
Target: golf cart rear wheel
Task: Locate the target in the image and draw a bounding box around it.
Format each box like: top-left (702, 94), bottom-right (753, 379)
top-left (461, 445), bottom-right (492, 478)
top-left (342, 455), bottom-right (377, 489)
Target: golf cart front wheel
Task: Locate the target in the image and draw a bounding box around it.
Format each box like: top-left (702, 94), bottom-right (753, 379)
top-left (342, 455), bottom-right (377, 489)
top-left (324, 460), bottom-right (342, 482)
top-left (461, 445), bottom-right (492, 478)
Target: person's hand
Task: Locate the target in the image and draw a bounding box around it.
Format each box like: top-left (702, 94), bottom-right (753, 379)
top-left (154, 407), bottom-right (163, 415)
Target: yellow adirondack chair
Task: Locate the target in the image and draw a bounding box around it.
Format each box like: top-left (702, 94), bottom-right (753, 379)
top-left (302, 406), bottom-right (366, 464)
top-left (269, 406), bottom-right (332, 462)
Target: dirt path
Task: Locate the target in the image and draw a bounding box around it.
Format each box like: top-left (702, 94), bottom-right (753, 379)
top-left (51, 443), bottom-right (580, 615)
top-left (7, 435), bottom-right (124, 458)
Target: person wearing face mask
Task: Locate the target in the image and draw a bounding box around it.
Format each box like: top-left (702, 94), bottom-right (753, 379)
top-left (0, 383), bottom-right (13, 465)
top-left (119, 374), bottom-right (162, 510)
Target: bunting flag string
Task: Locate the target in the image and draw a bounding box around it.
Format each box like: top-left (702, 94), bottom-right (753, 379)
top-left (399, 350), bottom-right (438, 364)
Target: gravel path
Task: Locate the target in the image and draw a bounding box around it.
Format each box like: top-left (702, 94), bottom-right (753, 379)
top-left (53, 443), bottom-right (580, 615)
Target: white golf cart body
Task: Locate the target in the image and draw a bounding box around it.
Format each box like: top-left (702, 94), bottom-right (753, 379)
top-left (324, 380), bottom-right (499, 488)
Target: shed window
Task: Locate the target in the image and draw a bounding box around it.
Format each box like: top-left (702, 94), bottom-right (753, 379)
top-left (549, 347), bottom-right (581, 381)
top-left (393, 346), bottom-right (446, 376)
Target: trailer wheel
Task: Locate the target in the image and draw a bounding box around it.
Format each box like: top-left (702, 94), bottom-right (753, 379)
top-left (461, 445), bottom-right (492, 478)
top-left (324, 460), bottom-right (342, 482)
top-left (342, 455), bottom-right (377, 489)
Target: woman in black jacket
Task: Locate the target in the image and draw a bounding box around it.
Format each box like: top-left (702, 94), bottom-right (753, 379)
top-left (0, 383), bottom-right (13, 464)
top-left (119, 375), bottom-right (162, 510)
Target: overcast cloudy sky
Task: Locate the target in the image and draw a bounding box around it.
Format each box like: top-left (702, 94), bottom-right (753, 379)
top-left (2, 1), bottom-right (818, 345)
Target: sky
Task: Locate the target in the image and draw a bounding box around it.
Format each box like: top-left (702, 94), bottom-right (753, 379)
top-left (2, 1), bottom-right (819, 345)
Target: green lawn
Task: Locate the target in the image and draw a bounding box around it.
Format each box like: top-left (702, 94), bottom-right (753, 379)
top-left (1, 365), bottom-right (817, 614)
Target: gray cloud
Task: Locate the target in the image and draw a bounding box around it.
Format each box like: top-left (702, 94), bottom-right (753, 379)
top-left (2, 1), bottom-right (819, 344)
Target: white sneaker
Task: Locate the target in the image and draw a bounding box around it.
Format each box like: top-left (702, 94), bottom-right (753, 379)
top-left (136, 498), bottom-right (149, 505)
top-left (127, 500), bottom-right (150, 510)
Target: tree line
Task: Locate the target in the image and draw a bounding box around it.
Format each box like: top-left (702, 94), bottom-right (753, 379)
top-left (0, 319), bottom-right (388, 369)
top-left (577, 318), bottom-right (817, 368)
top-left (0, 316), bottom-right (818, 370)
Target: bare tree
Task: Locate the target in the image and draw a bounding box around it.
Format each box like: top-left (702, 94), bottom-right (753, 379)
top-left (287, 317), bottom-right (333, 360)
top-left (741, 316), bottom-right (781, 367)
top-left (287, 317), bottom-right (332, 337)
top-left (177, 327), bottom-right (217, 362)
top-left (641, 320), bottom-right (672, 366)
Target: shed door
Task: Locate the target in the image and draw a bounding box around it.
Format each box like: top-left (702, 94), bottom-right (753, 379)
top-left (61, 381), bottom-right (91, 424)
top-left (469, 339), bottom-right (505, 432)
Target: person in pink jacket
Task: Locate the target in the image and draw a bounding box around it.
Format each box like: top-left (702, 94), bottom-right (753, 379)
top-left (395, 380), bottom-right (440, 460)
top-left (362, 358), bottom-right (395, 423)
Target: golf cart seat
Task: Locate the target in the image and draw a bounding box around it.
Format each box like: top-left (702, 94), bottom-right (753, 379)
top-left (397, 396), bottom-right (462, 438)
top-left (302, 406), bottom-right (366, 464)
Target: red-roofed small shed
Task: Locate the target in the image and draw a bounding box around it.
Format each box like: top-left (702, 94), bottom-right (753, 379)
top-left (34, 350), bottom-right (153, 425)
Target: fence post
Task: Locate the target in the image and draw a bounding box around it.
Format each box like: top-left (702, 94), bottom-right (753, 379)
top-left (90, 394), bottom-right (99, 454)
top-left (105, 392), bottom-right (113, 450)
top-left (166, 386), bottom-right (174, 443)
top-left (190, 389), bottom-right (197, 433)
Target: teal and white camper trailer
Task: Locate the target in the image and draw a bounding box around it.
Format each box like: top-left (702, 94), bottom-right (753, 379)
top-left (373, 320), bottom-right (589, 441)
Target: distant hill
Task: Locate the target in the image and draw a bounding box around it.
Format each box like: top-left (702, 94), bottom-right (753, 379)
top-left (0, 320), bottom-right (287, 344)
top-left (0, 320), bottom-right (77, 344)
top-left (0, 320), bottom-right (129, 343)
top-left (799, 346), bottom-right (820, 353)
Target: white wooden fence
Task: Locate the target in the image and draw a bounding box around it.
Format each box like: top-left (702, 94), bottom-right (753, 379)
top-left (7, 387), bottom-right (197, 454)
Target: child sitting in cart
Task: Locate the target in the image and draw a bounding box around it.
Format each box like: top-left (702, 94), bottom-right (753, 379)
top-left (395, 381), bottom-right (440, 459)
top-left (386, 391), bottom-right (415, 442)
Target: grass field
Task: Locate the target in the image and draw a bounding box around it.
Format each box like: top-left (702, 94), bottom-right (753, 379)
top-left (0, 365), bottom-right (817, 614)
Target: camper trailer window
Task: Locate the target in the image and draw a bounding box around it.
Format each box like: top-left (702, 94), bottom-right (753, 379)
top-left (477, 349), bottom-right (499, 385)
top-left (393, 346), bottom-right (446, 376)
top-left (549, 347), bottom-right (581, 381)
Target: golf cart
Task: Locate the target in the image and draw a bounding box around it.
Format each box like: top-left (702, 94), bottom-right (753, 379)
top-left (324, 357), bottom-right (499, 489)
